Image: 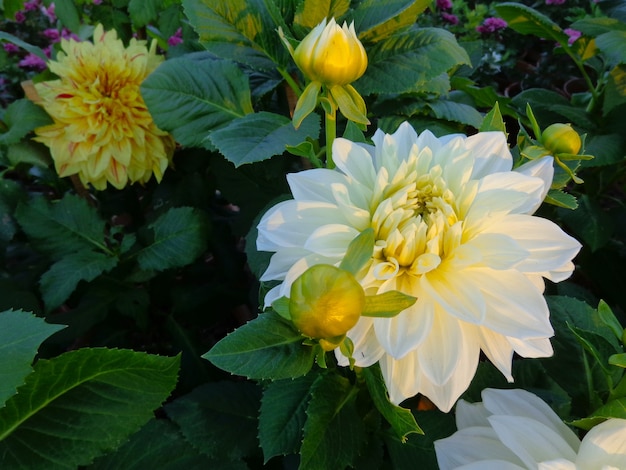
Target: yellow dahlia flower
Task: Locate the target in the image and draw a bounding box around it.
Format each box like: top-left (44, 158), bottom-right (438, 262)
top-left (257, 122), bottom-right (581, 412)
top-left (33, 24), bottom-right (175, 190)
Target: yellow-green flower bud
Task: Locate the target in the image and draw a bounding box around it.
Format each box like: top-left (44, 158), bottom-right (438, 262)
top-left (293, 18), bottom-right (368, 86)
top-left (541, 123), bottom-right (582, 155)
top-left (289, 264), bottom-right (365, 340)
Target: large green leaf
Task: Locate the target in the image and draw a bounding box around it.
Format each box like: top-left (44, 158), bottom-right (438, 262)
top-left (595, 30), bottom-right (626, 65)
top-left (495, 2), bottom-right (569, 44)
top-left (355, 27), bottom-right (470, 95)
top-left (208, 111), bottom-right (320, 166)
top-left (362, 364), bottom-right (423, 441)
top-left (300, 373), bottom-right (366, 470)
top-left (52, 0), bottom-right (81, 32)
top-left (137, 207), bottom-right (210, 272)
top-left (40, 250), bottom-right (119, 311)
top-left (182, 0), bottom-right (290, 70)
top-left (258, 374), bottom-right (317, 462)
top-left (571, 398), bottom-right (626, 430)
top-left (0, 99), bottom-right (52, 146)
top-left (0, 310), bottom-right (65, 408)
top-left (427, 100), bottom-right (484, 128)
top-left (0, 348), bottom-right (180, 469)
top-left (203, 311), bottom-right (316, 380)
top-left (293, 0), bottom-right (350, 35)
top-left (558, 195), bottom-right (614, 252)
top-left (15, 194), bottom-right (108, 259)
top-left (354, 0), bottom-right (431, 43)
top-left (90, 419), bottom-right (209, 470)
top-left (165, 381), bottom-right (261, 461)
top-left (603, 65), bottom-right (626, 116)
top-left (128, 0), bottom-right (163, 27)
top-left (141, 54), bottom-right (254, 148)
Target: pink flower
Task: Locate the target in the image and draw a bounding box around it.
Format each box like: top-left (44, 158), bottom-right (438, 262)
top-left (93, 0), bottom-right (103, 4)
top-left (564, 28), bottom-right (582, 45)
top-left (14, 11), bottom-right (26, 23)
top-left (546, 0), bottom-right (566, 4)
top-left (167, 27), bottom-right (183, 47)
top-left (41, 3), bottom-right (56, 23)
top-left (19, 53), bottom-right (47, 71)
top-left (442, 12), bottom-right (459, 25)
top-left (436, 0), bottom-right (453, 10)
top-left (23, 0), bottom-right (41, 11)
top-left (3, 43), bottom-right (20, 54)
top-left (476, 17), bottom-right (508, 34)
top-left (43, 28), bottom-right (61, 42)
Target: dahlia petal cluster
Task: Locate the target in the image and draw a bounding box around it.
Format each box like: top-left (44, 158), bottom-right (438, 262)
top-left (257, 122), bottom-right (581, 411)
top-left (435, 388), bottom-right (626, 469)
top-left (33, 24), bottom-right (175, 190)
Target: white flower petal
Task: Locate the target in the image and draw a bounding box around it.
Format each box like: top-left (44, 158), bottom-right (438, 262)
top-left (509, 336), bottom-right (554, 358)
top-left (333, 138), bottom-right (376, 187)
top-left (515, 156), bottom-right (554, 213)
top-left (304, 223), bottom-right (359, 257)
top-left (260, 247), bottom-right (312, 281)
top-left (576, 418), bottom-right (626, 469)
top-left (466, 131), bottom-right (512, 179)
top-left (338, 316), bottom-right (385, 367)
top-left (477, 171), bottom-right (546, 215)
top-left (476, 327), bottom-right (515, 381)
top-left (257, 200), bottom-right (346, 250)
top-left (488, 415), bottom-right (579, 467)
top-left (481, 388), bottom-right (581, 451)
top-left (538, 458), bottom-right (577, 470)
top-left (379, 350), bottom-right (421, 405)
top-left (435, 427), bottom-right (526, 470)
top-left (456, 461), bottom-right (526, 470)
top-left (455, 400), bottom-right (491, 429)
top-left (287, 168), bottom-right (349, 204)
top-left (481, 214), bottom-right (581, 281)
top-left (463, 233), bottom-right (529, 270)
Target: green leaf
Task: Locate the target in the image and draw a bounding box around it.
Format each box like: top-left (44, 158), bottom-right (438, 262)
top-left (165, 381), bottom-right (261, 461)
top-left (495, 2), bottom-right (569, 44)
top-left (356, 27), bottom-right (470, 96)
top-left (6, 141), bottom-right (51, 169)
top-left (571, 398), bottom-right (626, 430)
top-left (300, 373), bottom-right (366, 470)
top-left (339, 228), bottom-right (374, 275)
top-left (354, 0), bottom-right (431, 43)
top-left (557, 195), bottom-right (613, 251)
top-left (90, 419), bottom-right (209, 470)
top-left (330, 84), bottom-right (370, 125)
top-left (0, 99), bottom-right (52, 146)
top-left (427, 100), bottom-right (483, 128)
top-left (362, 364), bottom-right (423, 442)
top-left (0, 348), bottom-right (180, 468)
top-left (598, 300), bottom-right (624, 341)
top-left (141, 54), bottom-right (254, 149)
top-left (182, 0), bottom-right (290, 70)
top-left (567, 323), bottom-right (621, 377)
top-left (293, 0), bottom-right (350, 34)
top-left (203, 311), bottom-right (316, 380)
top-left (40, 250), bottom-right (118, 311)
top-left (137, 207), bottom-right (210, 272)
top-left (128, 0), bottom-right (163, 27)
top-left (271, 296), bottom-right (291, 320)
top-left (15, 194), bottom-right (108, 259)
top-left (293, 81), bottom-right (321, 129)
top-left (52, 0), bottom-right (81, 32)
top-left (480, 102), bottom-right (507, 134)
top-left (0, 310), bottom-right (65, 407)
top-left (362, 291), bottom-right (417, 318)
top-left (609, 353), bottom-right (626, 368)
top-left (258, 374), bottom-right (317, 462)
top-left (603, 65), bottom-right (626, 116)
top-left (595, 31), bottom-right (626, 65)
top-left (544, 189), bottom-right (578, 210)
top-left (208, 111), bottom-right (320, 166)
top-left (0, 32), bottom-right (48, 61)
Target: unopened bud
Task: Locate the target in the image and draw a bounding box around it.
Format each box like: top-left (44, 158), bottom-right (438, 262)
top-left (542, 123), bottom-right (582, 155)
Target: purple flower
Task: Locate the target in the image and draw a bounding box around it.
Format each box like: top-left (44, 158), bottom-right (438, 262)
top-left (41, 3), bottom-right (56, 23)
top-left (23, 0), bottom-right (41, 11)
top-left (93, 0), bottom-right (103, 4)
top-left (167, 27), bottom-right (184, 47)
top-left (476, 17), bottom-right (508, 34)
top-left (564, 28), bottom-right (582, 45)
top-left (441, 12), bottom-right (459, 25)
top-left (61, 28), bottom-right (80, 42)
top-left (19, 53), bottom-right (48, 71)
top-left (3, 43), bottom-right (20, 54)
top-left (436, 0), bottom-right (453, 10)
top-left (14, 11), bottom-right (26, 23)
top-left (546, 0), bottom-right (566, 4)
top-left (43, 28), bottom-right (61, 42)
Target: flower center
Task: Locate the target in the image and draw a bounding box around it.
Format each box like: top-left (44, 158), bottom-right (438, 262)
top-left (371, 163), bottom-right (461, 280)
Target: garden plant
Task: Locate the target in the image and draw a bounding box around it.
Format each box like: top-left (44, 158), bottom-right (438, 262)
top-left (1, 0), bottom-right (626, 468)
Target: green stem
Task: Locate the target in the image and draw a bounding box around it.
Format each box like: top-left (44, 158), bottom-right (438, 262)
top-left (278, 67), bottom-right (302, 97)
top-left (325, 106), bottom-right (337, 169)
top-left (562, 47), bottom-right (600, 112)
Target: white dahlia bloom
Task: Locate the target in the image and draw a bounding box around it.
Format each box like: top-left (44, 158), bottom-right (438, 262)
top-left (435, 388), bottom-right (626, 469)
top-left (257, 122), bottom-right (581, 411)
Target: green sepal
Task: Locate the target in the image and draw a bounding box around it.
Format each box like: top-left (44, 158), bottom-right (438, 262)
top-left (520, 145), bottom-right (550, 161)
top-left (557, 152), bottom-right (594, 161)
top-left (272, 296), bottom-right (291, 320)
top-left (526, 103), bottom-right (542, 139)
top-left (329, 84), bottom-right (370, 125)
top-left (339, 336), bottom-right (356, 369)
top-left (339, 228), bottom-right (375, 276)
top-left (598, 300), bottom-right (624, 342)
top-left (362, 291), bottom-right (417, 318)
top-left (293, 81), bottom-right (321, 129)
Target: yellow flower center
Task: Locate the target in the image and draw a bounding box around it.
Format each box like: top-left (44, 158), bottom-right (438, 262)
top-left (370, 156), bottom-right (464, 281)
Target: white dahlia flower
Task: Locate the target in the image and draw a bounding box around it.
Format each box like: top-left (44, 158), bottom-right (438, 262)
top-left (435, 388), bottom-right (626, 469)
top-left (257, 122), bottom-right (581, 411)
